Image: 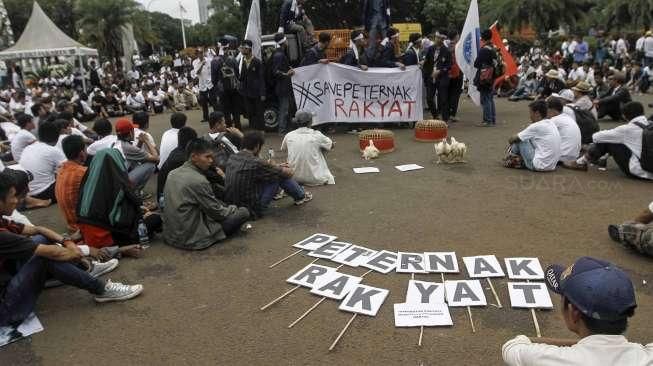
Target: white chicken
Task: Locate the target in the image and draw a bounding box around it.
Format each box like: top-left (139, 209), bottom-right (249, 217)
top-left (434, 137), bottom-right (467, 164)
top-left (362, 139), bottom-right (380, 160)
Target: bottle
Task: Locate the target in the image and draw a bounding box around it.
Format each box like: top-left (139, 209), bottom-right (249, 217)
top-left (137, 220), bottom-right (149, 244)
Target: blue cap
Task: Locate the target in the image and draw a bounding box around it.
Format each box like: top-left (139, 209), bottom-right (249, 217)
top-left (545, 257), bottom-right (636, 321)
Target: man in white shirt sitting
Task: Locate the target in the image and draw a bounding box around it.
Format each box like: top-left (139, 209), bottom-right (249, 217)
top-left (10, 113), bottom-right (36, 162)
top-left (505, 100), bottom-right (561, 172)
top-left (281, 111), bottom-right (335, 186)
top-left (502, 256), bottom-right (650, 366)
top-left (566, 101), bottom-right (653, 180)
top-left (547, 98), bottom-right (581, 163)
top-left (126, 88), bottom-right (148, 114)
top-left (158, 112), bottom-right (187, 169)
top-left (147, 86), bottom-right (165, 114)
top-left (86, 119), bottom-right (116, 156)
top-left (18, 119), bottom-right (66, 202)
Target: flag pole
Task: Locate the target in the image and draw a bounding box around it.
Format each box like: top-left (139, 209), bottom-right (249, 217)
top-left (180, 2), bottom-right (187, 49)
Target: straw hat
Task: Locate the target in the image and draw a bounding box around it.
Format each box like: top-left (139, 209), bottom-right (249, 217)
top-left (545, 69), bottom-right (560, 79)
top-left (572, 81), bottom-right (592, 93)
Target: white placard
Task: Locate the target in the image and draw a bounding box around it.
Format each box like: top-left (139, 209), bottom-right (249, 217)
top-left (507, 282), bottom-right (554, 309)
top-left (331, 245), bottom-right (378, 267)
top-left (291, 233), bottom-right (338, 251)
top-left (292, 63), bottom-right (423, 125)
top-left (307, 241), bottom-right (351, 259)
top-left (425, 252), bottom-right (460, 273)
top-left (310, 272), bottom-right (362, 300)
top-left (463, 255), bottom-right (505, 278)
top-left (395, 164), bottom-right (424, 172)
top-left (444, 280), bottom-right (487, 307)
top-left (396, 252), bottom-right (428, 273)
top-left (353, 167), bottom-right (380, 174)
top-left (286, 264), bottom-right (337, 288)
top-left (504, 258), bottom-right (545, 280)
top-left (405, 280), bottom-right (445, 304)
top-left (362, 250), bottom-right (398, 274)
top-left (0, 313), bottom-right (43, 348)
top-left (339, 284), bottom-right (390, 316)
top-left (393, 303), bottom-right (453, 327)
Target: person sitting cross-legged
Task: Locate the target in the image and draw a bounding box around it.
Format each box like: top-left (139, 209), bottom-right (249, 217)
top-left (547, 97), bottom-right (581, 163)
top-left (225, 131), bottom-right (312, 219)
top-left (0, 172), bottom-right (144, 329)
top-left (565, 101), bottom-right (653, 180)
top-left (280, 110), bottom-right (335, 186)
top-left (163, 138), bottom-right (251, 250)
top-left (502, 257), bottom-right (651, 366)
top-left (608, 201), bottom-right (653, 258)
top-left (157, 126), bottom-right (198, 204)
top-left (113, 118), bottom-right (159, 193)
top-left (505, 100), bottom-right (561, 172)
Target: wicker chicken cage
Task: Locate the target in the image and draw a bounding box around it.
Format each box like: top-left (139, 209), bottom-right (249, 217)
top-left (358, 129), bottom-right (395, 153)
top-left (414, 119), bottom-right (448, 142)
top-left (317, 29), bottom-right (351, 61)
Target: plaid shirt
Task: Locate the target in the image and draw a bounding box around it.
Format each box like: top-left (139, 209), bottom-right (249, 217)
top-left (224, 150), bottom-right (284, 217)
top-left (54, 161), bottom-right (87, 232)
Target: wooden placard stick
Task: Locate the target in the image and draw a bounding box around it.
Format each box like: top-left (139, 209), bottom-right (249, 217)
top-left (526, 279), bottom-right (542, 337)
top-left (467, 306), bottom-right (476, 333)
top-left (269, 249), bottom-right (303, 268)
top-left (329, 313), bottom-right (357, 351)
top-left (486, 278), bottom-right (502, 308)
top-left (410, 273), bottom-right (425, 347)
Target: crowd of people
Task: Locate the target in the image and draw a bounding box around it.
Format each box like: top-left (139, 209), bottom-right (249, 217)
top-left (0, 0), bottom-right (651, 362)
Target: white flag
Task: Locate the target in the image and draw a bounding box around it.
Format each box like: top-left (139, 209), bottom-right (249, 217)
top-left (455, 0), bottom-right (481, 106)
top-left (245, 0), bottom-right (262, 59)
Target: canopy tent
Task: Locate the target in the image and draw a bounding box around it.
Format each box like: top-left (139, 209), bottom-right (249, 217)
top-left (0, 1), bottom-right (97, 60)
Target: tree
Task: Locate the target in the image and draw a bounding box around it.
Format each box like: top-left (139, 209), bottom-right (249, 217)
top-left (483, 0), bottom-right (594, 33)
top-left (595, 0), bottom-right (653, 31)
top-left (77, 0), bottom-right (138, 62)
top-left (209, 0), bottom-right (246, 38)
top-left (420, 0), bottom-right (468, 36)
top-left (4, 0), bottom-right (76, 40)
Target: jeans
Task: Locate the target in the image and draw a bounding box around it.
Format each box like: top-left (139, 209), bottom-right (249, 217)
top-left (511, 141), bottom-right (535, 171)
top-left (277, 94), bottom-right (290, 133)
top-left (287, 19), bottom-right (315, 48)
top-left (260, 178), bottom-right (305, 209)
top-left (128, 162), bottom-right (156, 191)
top-left (0, 256), bottom-right (104, 327)
top-left (220, 207), bottom-right (251, 237)
top-left (366, 15), bottom-right (387, 49)
top-left (480, 89), bottom-right (496, 124)
top-left (587, 143), bottom-right (634, 178)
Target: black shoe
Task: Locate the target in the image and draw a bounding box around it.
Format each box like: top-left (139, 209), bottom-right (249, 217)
top-left (608, 225), bottom-right (621, 242)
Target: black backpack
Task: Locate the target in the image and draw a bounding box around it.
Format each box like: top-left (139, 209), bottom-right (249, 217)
top-left (571, 107), bottom-right (600, 144)
top-left (220, 57), bottom-right (239, 92)
top-left (204, 133), bottom-right (235, 171)
top-left (634, 121), bottom-right (653, 172)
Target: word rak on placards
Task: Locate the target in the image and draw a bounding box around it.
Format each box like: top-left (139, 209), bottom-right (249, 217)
top-left (261, 233), bottom-right (554, 351)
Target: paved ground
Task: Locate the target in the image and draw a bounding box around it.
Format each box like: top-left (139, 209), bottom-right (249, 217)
top-left (2, 96), bottom-right (653, 365)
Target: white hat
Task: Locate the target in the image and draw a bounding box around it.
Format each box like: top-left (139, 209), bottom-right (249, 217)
top-left (551, 89), bottom-right (575, 102)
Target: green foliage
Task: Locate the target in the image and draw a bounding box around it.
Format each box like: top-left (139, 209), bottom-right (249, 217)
top-left (596, 0), bottom-right (653, 31)
top-left (483, 0), bottom-right (594, 33)
top-left (24, 63), bottom-right (73, 82)
top-left (77, 0), bottom-right (139, 61)
top-left (4, 0), bottom-right (76, 39)
top-left (421, 0), bottom-right (468, 36)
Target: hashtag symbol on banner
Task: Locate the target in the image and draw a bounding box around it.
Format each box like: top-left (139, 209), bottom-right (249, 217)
top-left (293, 82), bottom-right (323, 109)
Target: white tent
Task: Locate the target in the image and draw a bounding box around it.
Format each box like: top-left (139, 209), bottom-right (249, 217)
top-left (0, 1), bottom-right (97, 59)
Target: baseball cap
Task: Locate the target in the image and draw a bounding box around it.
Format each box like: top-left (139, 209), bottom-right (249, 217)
top-left (545, 257), bottom-right (636, 321)
top-left (115, 118), bottom-right (138, 135)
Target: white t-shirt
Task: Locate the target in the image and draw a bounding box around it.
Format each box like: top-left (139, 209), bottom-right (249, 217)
top-left (1, 121), bottom-right (21, 141)
top-left (10, 129), bottom-right (36, 161)
top-left (158, 128), bottom-right (179, 169)
top-left (592, 116), bottom-right (653, 180)
top-left (503, 334), bottom-right (653, 366)
top-left (87, 135), bottom-right (117, 155)
top-left (550, 113), bottom-right (581, 161)
top-left (281, 127), bottom-right (335, 186)
top-left (517, 119), bottom-right (562, 171)
top-left (19, 141), bottom-right (66, 195)
top-left (133, 128), bottom-right (156, 148)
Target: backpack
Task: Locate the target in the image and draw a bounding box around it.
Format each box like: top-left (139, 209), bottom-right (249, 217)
top-left (220, 57), bottom-right (239, 92)
top-left (572, 107), bottom-right (600, 144)
top-left (634, 121), bottom-right (653, 172)
top-left (204, 133), bottom-right (235, 171)
top-left (493, 47), bottom-right (505, 78)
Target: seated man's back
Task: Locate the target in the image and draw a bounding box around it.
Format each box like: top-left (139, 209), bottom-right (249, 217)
top-left (281, 113), bottom-right (334, 186)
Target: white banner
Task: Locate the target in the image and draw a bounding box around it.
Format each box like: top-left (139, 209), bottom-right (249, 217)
top-left (455, 0), bottom-right (481, 106)
top-left (291, 64), bottom-right (423, 125)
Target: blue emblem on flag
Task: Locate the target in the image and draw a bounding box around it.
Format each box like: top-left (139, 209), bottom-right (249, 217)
top-left (463, 33), bottom-right (473, 64)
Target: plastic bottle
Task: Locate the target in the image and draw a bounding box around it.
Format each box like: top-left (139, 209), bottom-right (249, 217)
top-left (138, 220), bottom-right (149, 244)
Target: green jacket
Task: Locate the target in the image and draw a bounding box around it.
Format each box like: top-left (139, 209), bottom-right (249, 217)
top-left (162, 161), bottom-right (238, 250)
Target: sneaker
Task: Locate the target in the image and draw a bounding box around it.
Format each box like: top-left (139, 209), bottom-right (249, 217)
top-left (240, 223), bottom-right (253, 233)
top-left (608, 224), bottom-right (621, 242)
top-left (596, 156), bottom-right (608, 171)
top-left (562, 161), bottom-right (588, 171)
top-left (89, 259), bottom-right (119, 278)
top-left (294, 191), bottom-right (313, 206)
top-left (273, 189), bottom-right (286, 200)
top-left (94, 280), bottom-right (143, 303)
top-left (475, 122), bottom-right (489, 127)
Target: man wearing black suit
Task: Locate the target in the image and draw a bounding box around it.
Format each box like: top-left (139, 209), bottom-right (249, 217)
top-left (278, 0), bottom-right (314, 49)
top-left (339, 30), bottom-right (369, 70)
top-left (238, 40), bottom-right (266, 130)
top-left (367, 28), bottom-right (405, 69)
top-left (595, 72), bottom-right (632, 121)
top-left (423, 33), bottom-right (452, 121)
top-left (362, 0), bottom-right (391, 45)
top-left (300, 32), bottom-right (331, 66)
top-left (272, 33), bottom-right (295, 134)
top-left (402, 33), bottom-right (422, 66)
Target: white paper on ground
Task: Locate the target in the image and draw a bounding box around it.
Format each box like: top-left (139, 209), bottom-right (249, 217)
top-left (444, 280), bottom-right (487, 307)
top-left (504, 257), bottom-right (545, 280)
top-left (331, 245), bottom-right (378, 267)
top-left (405, 280), bottom-right (446, 304)
top-left (396, 252), bottom-right (428, 273)
top-left (310, 272), bottom-right (362, 300)
top-left (395, 164), bottom-right (424, 172)
top-left (393, 302), bottom-right (453, 327)
top-left (339, 284), bottom-right (390, 316)
top-left (463, 255), bottom-right (505, 278)
top-left (507, 282), bottom-right (554, 309)
top-left (353, 167), bottom-right (380, 174)
top-left (291, 233), bottom-right (338, 251)
top-left (0, 313), bottom-right (43, 348)
top-left (286, 264), bottom-right (337, 288)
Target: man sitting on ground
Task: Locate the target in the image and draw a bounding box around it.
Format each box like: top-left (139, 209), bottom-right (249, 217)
top-left (205, 111), bottom-right (242, 168)
top-left (595, 72), bottom-right (632, 121)
top-left (281, 111), bottom-right (335, 186)
top-left (608, 201), bottom-right (653, 258)
top-left (225, 131), bottom-right (312, 219)
top-left (113, 118), bottom-right (159, 192)
top-left (157, 126), bottom-right (197, 203)
top-left (86, 118), bottom-right (116, 156)
top-left (163, 138), bottom-right (250, 250)
top-left (566, 101), bottom-right (653, 179)
top-left (502, 256), bottom-right (651, 365)
top-left (18, 120), bottom-right (66, 202)
top-left (547, 98), bottom-right (581, 163)
top-left (11, 113), bottom-right (36, 162)
top-left (505, 100), bottom-right (561, 172)
top-left (0, 172), bottom-right (143, 329)
top-left (158, 112), bottom-right (186, 169)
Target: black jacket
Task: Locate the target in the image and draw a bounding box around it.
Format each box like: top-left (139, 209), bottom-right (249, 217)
top-left (239, 57), bottom-right (266, 98)
top-left (423, 45), bottom-right (451, 81)
top-left (272, 48), bottom-right (293, 96)
top-left (473, 45), bottom-right (496, 90)
top-left (599, 86), bottom-right (632, 107)
top-left (279, 0), bottom-right (304, 30)
top-left (300, 45), bottom-right (326, 66)
top-left (361, 0), bottom-right (391, 31)
top-left (339, 47), bottom-right (368, 68)
top-left (367, 43), bottom-right (397, 68)
top-left (402, 47), bottom-right (419, 66)
top-left (540, 78), bottom-right (566, 98)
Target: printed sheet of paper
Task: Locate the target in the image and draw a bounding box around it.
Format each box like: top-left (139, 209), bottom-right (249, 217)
top-left (0, 313), bottom-right (43, 348)
top-left (507, 282), bottom-right (554, 309)
top-left (395, 164), bottom-right (424, 172)
top-left (353, 167), bottom-right (380, 174)
top-left (393, 303), bottom-right (453, 327)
